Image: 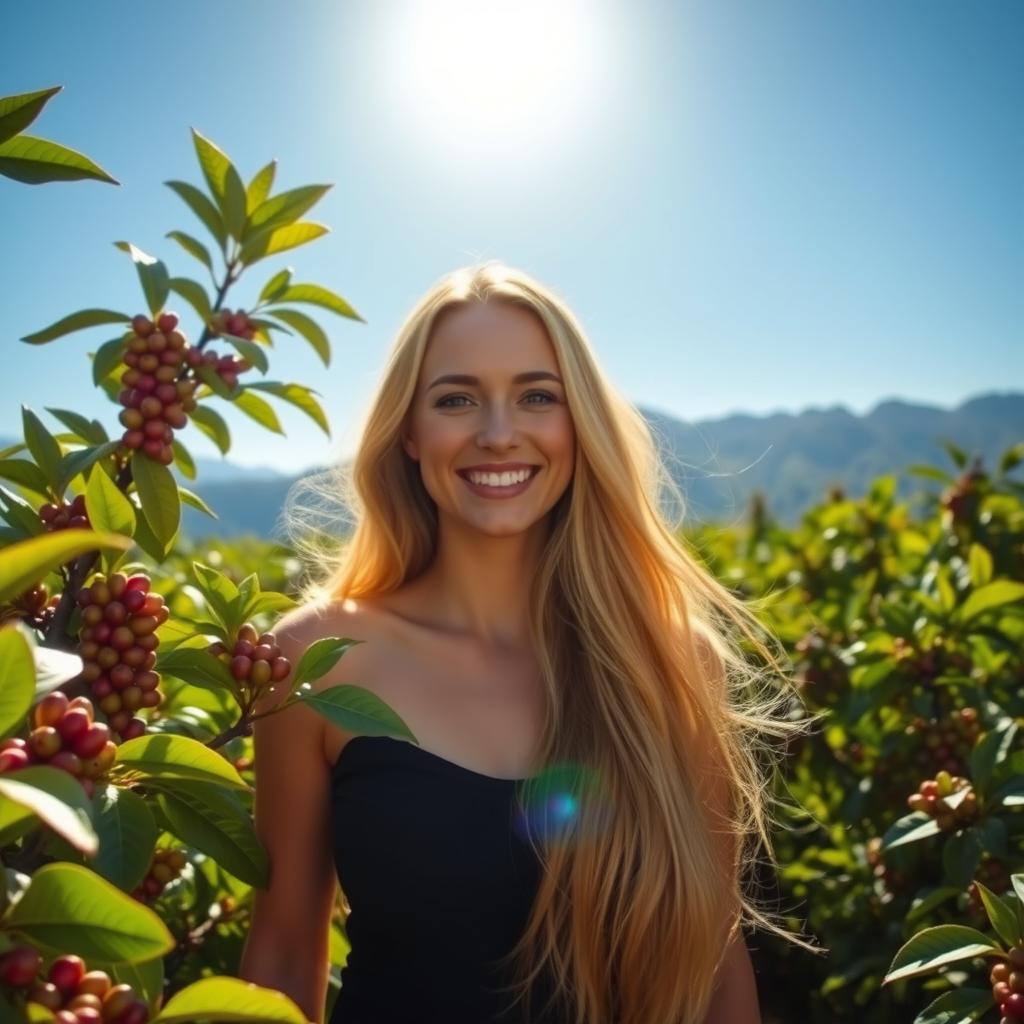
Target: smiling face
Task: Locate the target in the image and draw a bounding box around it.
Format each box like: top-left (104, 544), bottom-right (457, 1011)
top-left (402, 299), bottom-right (576, 537)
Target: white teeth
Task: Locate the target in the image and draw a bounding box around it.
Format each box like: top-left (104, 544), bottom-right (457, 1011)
top-left (466, 468), bottom-right (533, 487)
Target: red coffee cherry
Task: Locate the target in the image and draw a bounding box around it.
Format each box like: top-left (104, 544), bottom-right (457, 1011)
top-left (47, 953), bottom-right (86, 995)
top-left (34, 691), bottom-right (70, 728)
top-left (0, 945), bottom-right (41, 987)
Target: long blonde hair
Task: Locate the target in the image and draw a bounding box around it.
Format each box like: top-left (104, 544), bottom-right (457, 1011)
top-left (287, 261), bottom-right (822, 1023)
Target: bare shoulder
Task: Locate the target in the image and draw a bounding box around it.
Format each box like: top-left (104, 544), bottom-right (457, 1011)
top-left (272, 597), bottom-right (391, 686)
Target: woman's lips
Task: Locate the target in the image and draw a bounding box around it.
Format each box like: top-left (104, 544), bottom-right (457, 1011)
top-left (457, 466), bottom-right (540, 499)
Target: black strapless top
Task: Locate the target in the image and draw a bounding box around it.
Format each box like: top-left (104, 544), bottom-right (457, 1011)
top-left (328, 733), bottom-right (564, 1024)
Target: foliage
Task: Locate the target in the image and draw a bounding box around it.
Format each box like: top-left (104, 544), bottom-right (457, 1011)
top-left (0, 93), bottom-right (408, 1024)
top-left (694, 447), bottom-right (1024, 1023)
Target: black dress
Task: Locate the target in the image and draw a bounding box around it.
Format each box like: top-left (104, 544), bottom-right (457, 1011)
top-left (328, 733), bottom-right (566, 1024)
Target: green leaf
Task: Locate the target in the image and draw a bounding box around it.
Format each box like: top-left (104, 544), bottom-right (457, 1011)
top-left (33, 640), bottom-right (85, 695)
top-left (3, 862), bottom-right (174, 962)
top-left (258, 268), bottom-right (292, 304)
top-left (221, 333), bottom-right (269, 374)
top-left (165, 230), bottom-right (214, 274)
top-left (190, 405), bottom-right (231, 455)
top-left (191, 129), bottom-right (247, 241)
top-left (179, 485), bottom-right (218, 520)
top-left (246, 381), bottom-right (330, 437)
top-left (21, 308), bottom-right (129, 345)
top-left (148, 781), bottom-right (267, 887)
top-left (0, 86), bottom-right (63, 144)
top-left (942, 826), bottom-right (984, 888)
top-left (91, 336), bottom-right (128, 386)
top-left (116, 733), bottom-right (248, 792)
top-left (999, 442), bottom-right (1024, 475)
top-left (0, 626), bottom-right (35, 738)
top-left (58, 440), bottom-right (122, 495)
top-left (191, 128), bottom-right (230, 199)
top-left (167, 276), bottom-right (212, 324)
top-left (243, 591), bottom-right (299, 620)
top-left (245, 159), bottom-right (276, 213)
top-left (911, 988), bottom-right (994, 1024)
top-left (86, 464), bottom-right (136, 537)
top-left (0, 484), bottom-right (45, 538)
top-left (246, 184), bottom-right (332, 236)
top-left (45, 408), bottom-right (109, 446)
top-left (294, 683), bottom-right (417, 744)
top-left (973, 879), bottom-right (1021, 948)
top-left (113, 241), bottom-right (169, 318)
top-left (275, 283), bottom-right (365, 322)
top-left (967, 544), bottom-right (993, 588)
top-left (970, 721), bottom-right (1018, 795)
top-left (883, 924), bottom-right (999, 985)
top-left (171, 438), bottom-right (196, 481)
top-left (164, 179), bottom-right (227, 250)
top-left (0, 529), bottom-right (132, 605)
top-left (239, 221), bottom-right (329, 265)
top-left (233, 390), bottom-right (283, 434)
top-left (130, 452), bottom-right (180, 552)
top-left (157, 646), bottom-right (241, 702)
top-left (262, 307), bottom-right (330, 367)
top-left (193, 562), bottom-right (240, 627)
top-left (942, 440), bottom-right (969, 469)
top-left (0, 766), bottom-right (97, 855)
top-left (880, 811), bottom-right (941, 852)
top-left (0, 458), bottom-right (51, 498)
top-left (21, 405), bottom-right (63, 491)
top-left (0, 134), bottom-right (118, 185)
top-left (152, 976), bottom-right (309, 1023)
top-left (291, 637), bottom-right (359, 689)
top-left (957, 581), bottom-right (1024, 623)
top-left (90, 784), bottom-right (159, 892)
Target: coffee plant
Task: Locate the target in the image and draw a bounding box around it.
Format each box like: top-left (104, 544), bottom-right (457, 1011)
top-left (698, 445), bottom-right (1024, 1023)
top-left (0, 85), bottom-right (417, 1023)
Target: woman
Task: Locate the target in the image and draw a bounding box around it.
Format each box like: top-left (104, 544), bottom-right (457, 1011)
top-left (239, 262), bottom-right (818, 1023)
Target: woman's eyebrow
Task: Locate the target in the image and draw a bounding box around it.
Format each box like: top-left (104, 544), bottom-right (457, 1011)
top-left (427, 370), bottom-right (563, 390)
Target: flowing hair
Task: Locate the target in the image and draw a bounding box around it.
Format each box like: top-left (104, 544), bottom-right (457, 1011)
top-left (285, 261), bottom-right (824, 1024)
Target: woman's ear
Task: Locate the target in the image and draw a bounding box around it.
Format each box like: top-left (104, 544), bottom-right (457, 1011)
top-left (402, 434), bottom-right (419, 462)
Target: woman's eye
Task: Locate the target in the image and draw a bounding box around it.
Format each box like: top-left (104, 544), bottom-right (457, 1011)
top-left (435, 391), bottom-right (556, 408)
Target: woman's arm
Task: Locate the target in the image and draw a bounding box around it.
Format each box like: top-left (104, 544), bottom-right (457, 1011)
top-left (238, 611), bottom-right (338, 1023)
top-left (704, 929), bottom-right (761, 1024)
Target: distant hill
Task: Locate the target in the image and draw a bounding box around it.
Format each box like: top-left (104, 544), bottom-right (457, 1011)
top-left (3, 392), bottom-right (1021, 539)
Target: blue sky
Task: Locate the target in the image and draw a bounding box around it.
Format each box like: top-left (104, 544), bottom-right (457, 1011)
top-left (3, 0), bottom-right (1021, 473)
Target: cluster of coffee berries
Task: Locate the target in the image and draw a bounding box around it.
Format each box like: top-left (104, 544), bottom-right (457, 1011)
top-left (208, 306), bottom-right (256, 341)
top-left (906, 770), bottom-right (978, 830)
top-left (990, 945), bottom-right (1024, 1021)
top-left (941, 459), bottom-right (986, 527)
top-left (76, 572), bottom-right (165, 740)
top-left (965, 855), bottom-right (1013, 920)
top-left (0, 946), bottom-right (150, 1023)
top-left (39, 494), bottom-right (91, 532)
top-left (207, 623), bottom-right (291, 698)
top-left (130, 847), bottom-right (188, 904)
top-left (865, 836), bottom-right (907, 895)
top-left (117, 312), bottom-right (199, 466)
top-left (6, 582), bottom-right (60, 630)
top-left (903, 707), bottom-right (981, 776)
top-left (192, 307), bottom-right (257, 390)
top-left (0, 693), bottom-right (116, 798)
top-left (184, 346), bottom-right (252, 391)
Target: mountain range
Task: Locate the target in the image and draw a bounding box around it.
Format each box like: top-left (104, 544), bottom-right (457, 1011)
top-left (4, 392), bottom-right (1021, 540)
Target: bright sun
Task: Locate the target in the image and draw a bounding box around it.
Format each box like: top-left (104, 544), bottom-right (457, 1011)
top-left (383, 0), bottom-right (613, 175)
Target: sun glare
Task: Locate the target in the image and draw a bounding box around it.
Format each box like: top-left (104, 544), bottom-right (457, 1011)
top-left (384, 0), bottom-right (613, 175)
